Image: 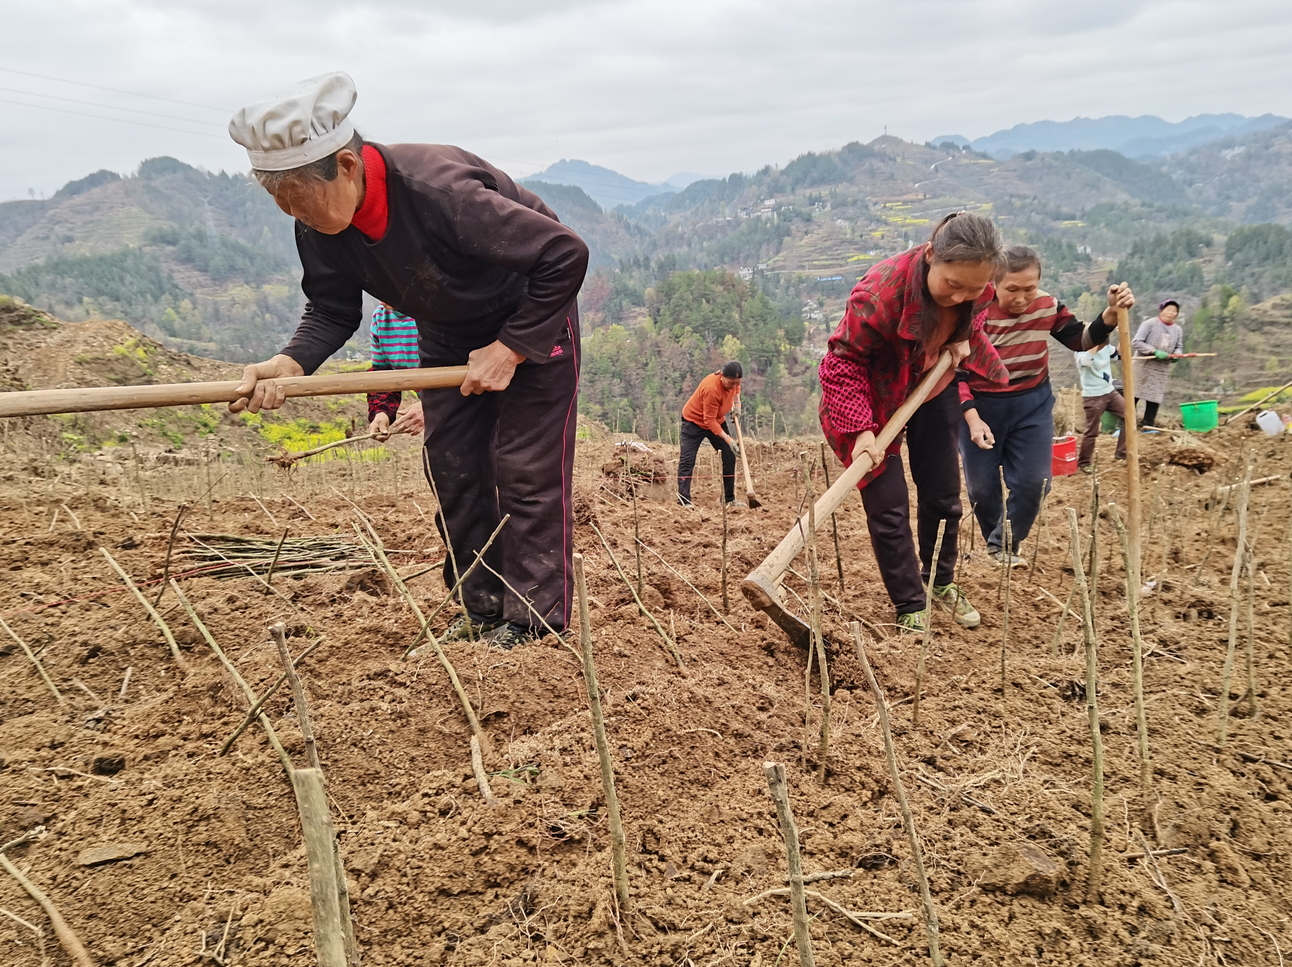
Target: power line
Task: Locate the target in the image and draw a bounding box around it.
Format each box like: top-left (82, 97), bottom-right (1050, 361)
top-left (0, 97), bottom-right (227, 139)
top-left (0, 66), bottom-right (230, 113)
top-left (0, 85), bottom-right (224, 127)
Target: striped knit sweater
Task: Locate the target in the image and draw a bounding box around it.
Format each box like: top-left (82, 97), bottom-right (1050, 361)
top-left (367, 305), bottom-right (420, 423)
top-left (958, 293), bottom-right (1111, 409)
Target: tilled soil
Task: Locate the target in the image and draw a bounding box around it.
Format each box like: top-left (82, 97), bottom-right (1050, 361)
top-left (1, 424), bottom-right (1291, 967)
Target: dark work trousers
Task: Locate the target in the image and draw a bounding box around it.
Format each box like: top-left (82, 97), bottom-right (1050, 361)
top-left (677, 418), bottom-right (736, 504)
top-left (958, 381), bottom-right (1055, 554)
top-left (1136, 398), bottom-right (1160, 427)
top-left (418, 312), bottom-right (580, 633)
top-left (1078, 391), bottom-right (1127, 467)
top-left (859, 382), bottom-right (962, 615)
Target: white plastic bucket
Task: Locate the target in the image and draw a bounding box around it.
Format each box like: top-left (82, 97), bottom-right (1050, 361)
top-left (1256, 410), bottom-right (1284, 436)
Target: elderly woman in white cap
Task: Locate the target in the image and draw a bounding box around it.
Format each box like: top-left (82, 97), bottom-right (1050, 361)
top-left (228, 72), bottom-right (588, 649)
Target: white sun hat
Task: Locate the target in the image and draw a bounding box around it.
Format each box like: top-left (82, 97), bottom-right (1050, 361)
top-left (228, 72), bottom-right (358, 171)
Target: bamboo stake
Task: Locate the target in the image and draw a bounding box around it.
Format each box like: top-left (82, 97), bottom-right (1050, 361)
top-left (1218, 457), bottom-right (1254, 748)
top-left (0, 615), bottom-right (64, 704)
top-left (169, 580), bottom-right (293, 775)
top-left (721, 491), bottom-right (729, 613)
top-left (574, 553), bottom-right (632, 920)
top-left (1109, 504), bottom-right (1152, 793)
top-left (802, 453), bottom-right (830, 783)
top-left (913, 519), bottom-right (946, 728)
top-left (636, 540), bottom-right (737, 632)
top-left (1245, 541), bottom-right (1259, 719)
top-left (271, 623), bottom-right (320, 771)
top-left (852, 623), bottom-right (944, 966)
top-left (291, 767), bottom-right (348, 967)
top-left (1066, 509), bottom-right (1105, 903)
top-left (591, 522), bottom-right (686, 672)
top-left (820, 443), bottom-right (846, 594)
top-left (100, 548), bottom-right (190, 672)
top-left (1002, 514), bottom-right (1012, 691)
top-left (626, 448), bottom-right (643, 597)
top-left (763, 763), bottom-right (816, 967)
top-left (1115, 302), bottom-right (1143, 613)
top-left (0, 853), bottom-right (94, 967)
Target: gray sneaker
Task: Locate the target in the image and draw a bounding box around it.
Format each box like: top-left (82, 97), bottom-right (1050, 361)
top-left (931, 583), bottom-right (981, 628)
top-left (988, 549), bottom-right (1027, 568)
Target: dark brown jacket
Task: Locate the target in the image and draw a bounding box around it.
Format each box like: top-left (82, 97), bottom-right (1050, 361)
top-left (281, 142), bottom-right (589, 372)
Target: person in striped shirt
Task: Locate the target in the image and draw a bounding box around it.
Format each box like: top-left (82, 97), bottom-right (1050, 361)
top-left (958, 246), bottom-right (1135, 566)
top-left (367, 303), bottom-right (424, 440)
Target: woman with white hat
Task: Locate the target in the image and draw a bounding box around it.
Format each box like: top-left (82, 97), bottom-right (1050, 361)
top-left (227, 72), bottom-right (589, 649)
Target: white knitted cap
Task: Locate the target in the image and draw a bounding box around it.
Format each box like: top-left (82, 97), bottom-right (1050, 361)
top-left (228, 72), bottom-right (358, 171)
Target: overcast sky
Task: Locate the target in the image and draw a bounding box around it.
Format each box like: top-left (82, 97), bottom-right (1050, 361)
top-left (1, 0), bottom-right (1290, 200)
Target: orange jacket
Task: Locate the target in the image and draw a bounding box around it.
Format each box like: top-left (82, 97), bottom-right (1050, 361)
top-left (682, 372), bottom-right (739, 436)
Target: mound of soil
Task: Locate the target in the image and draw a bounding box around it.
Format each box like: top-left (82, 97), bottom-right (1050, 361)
top-left (1, 422), bottom-right (1291, 966)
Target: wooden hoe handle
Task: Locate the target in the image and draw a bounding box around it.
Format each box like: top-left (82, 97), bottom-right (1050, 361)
top-left (0, 366), bottom-right (469, 418)
top-left (742, 351), bottom-right (954, 609)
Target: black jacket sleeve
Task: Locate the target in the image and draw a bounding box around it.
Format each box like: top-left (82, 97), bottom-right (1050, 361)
top-left (442, 179), bottom-right (589, 363)
top-left (1052, 302), bottom-right (1115, 352)
top-left (279, 225), bottom-right (366, 375)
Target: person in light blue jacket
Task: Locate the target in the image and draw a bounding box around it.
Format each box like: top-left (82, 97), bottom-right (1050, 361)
top-left (1074, 341), bottom-right (1127, 472)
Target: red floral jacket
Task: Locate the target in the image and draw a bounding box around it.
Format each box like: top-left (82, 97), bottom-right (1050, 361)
top-left (818, 246), bottom-right (1008, 481)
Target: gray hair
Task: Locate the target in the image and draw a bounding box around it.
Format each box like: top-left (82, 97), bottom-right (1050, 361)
top-left (1000, 244), bottom-right (1042, 277)
top-left (927, 211), bottom-right (1004, 266)
top-left (253, 131), bottom-right (365, 193)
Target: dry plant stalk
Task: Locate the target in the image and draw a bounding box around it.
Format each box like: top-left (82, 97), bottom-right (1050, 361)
top-left (0, 853), bottom-right (94, 967)
top-left (400, 515), bottom-right (509, 654)
top-left (763, 762), bottom-right (816, 967)
top-left (851, 622), bottom-right (945, 966)
top-left (1109, 504), bottom-right (1152, 793)
top-left (169, 580), bottom-right (293, 775)
top-left (1001, 515), bottom-right (1013, 691)
top-left (574, 553), bottom-right (632, 921)
top-left (0, 615), bottom-right (64, 704)
top-left (801, 453), bottom-right (831, 782)
top-left (913, 519), bottom-right (947, 728)
top-left (591, 522), bottom-right (686, 672)
top-left (819, 442), bottom-right (846, 593)
top-left (1066, 508), bottom-right (1105, 903)
top-left (1218, 457), bottom-right (1253, 748)
top-left (271, 623), bottom-right (321, 771)
top-left (1029, 480), bottom-right (1049, 586)
top-left (1194, 475), bottom-right (1234, 585)
top-left (101, 547), bottom-right (190, 672)
top-left (220, 640), bottom-right (322, 755)
top-left (626, 447), bottom-right (643, 597)
top-left (267, 525), bottom-right (290, 587)
top-left (1245, 541), bottom-right (1259, 719)
top-left (355, 520), bottom-right (493, 761)
top-left (470, 735), bottom-right (499, 806)
top-left (721, 491), bottom-right (729, 613)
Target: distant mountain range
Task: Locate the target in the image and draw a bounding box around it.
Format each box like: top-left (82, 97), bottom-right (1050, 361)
top-left (934, 113), bottom-right (1289, 160)
top-left (521, 159), bottom-right (709, 210)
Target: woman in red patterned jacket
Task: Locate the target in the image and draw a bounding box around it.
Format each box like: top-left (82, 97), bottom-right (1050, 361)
top-left (819, 212), bottom-right (1008, 634)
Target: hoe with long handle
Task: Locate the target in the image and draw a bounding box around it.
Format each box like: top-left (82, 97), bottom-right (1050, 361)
top-left (732, 410), bottom-right (761, 509)
top-left (0, 366), bottom-right (469, 417)
top-left (741, 352), bottom-right (953, 647)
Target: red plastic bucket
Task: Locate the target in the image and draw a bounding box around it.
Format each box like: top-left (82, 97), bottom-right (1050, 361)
top-left (1051, 435), bottom-right (1077, 477)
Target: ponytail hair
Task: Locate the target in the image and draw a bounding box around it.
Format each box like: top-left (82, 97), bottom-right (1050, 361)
top-left (917, 210), bottom-right (1003, 344)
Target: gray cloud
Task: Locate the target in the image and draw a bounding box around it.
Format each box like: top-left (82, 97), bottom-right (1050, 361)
top-left (1, 0), bottom-right (1289, 199)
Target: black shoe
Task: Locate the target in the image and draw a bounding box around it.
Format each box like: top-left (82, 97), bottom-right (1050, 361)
top-left (443, 612), bottom-right (505, 641)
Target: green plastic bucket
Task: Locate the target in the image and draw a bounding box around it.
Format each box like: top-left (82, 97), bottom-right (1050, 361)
top-left (1100, 411), bottom-right (1118, 433)
top-left (1180, 400), bottom-right (1218, 432)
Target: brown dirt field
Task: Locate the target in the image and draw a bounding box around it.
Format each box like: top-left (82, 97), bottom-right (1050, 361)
top-left (1, 420), bottom-right (1291, 967)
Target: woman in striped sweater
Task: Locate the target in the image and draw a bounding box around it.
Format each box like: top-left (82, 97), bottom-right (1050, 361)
top-left (367, 303), bottom-right (423, 440)
top-left (959, 246), bottom-right (1135, 566)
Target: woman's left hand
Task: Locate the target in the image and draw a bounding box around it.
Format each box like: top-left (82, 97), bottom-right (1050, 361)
top-left (946, 339), bottom-right (971, 366)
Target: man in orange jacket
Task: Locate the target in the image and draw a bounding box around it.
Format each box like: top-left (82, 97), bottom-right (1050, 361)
top-left (677, 361), bottom-right (742, 507)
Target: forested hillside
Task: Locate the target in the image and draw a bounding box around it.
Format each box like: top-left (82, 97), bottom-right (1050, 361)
top-left (2, 121), bottom-right (1292, 437)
